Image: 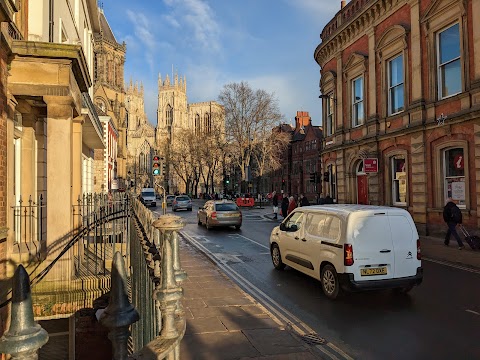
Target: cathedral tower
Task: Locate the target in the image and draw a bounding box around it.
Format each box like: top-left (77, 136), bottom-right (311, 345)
top-left (156, 71), bottom-right (188, 147)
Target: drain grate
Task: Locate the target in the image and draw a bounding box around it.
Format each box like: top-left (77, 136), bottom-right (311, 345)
top-left (301, 333), bottom-right (326, 345)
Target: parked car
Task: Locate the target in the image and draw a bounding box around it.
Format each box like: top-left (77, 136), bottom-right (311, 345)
top-left (270, 204), bottom-right (423, 300)
top-left (165, 195), bottom-right (175, 206)
top-left (140, 188), bottom-right (156, 207)
top-left (172, 195), bottom-right (192, 212)
top-left (197, 200), bottom-right (242, 230)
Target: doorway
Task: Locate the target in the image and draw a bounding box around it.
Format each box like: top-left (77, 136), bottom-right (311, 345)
top-left (356, 161), bottom-right (368, 204)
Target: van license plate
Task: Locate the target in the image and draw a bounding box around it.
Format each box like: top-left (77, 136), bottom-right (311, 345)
top-left (360, 267), bottom-right (387, 276)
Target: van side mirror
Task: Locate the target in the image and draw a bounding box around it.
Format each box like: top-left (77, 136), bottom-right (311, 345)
top-left (290, 224), bottom-right (298, 232)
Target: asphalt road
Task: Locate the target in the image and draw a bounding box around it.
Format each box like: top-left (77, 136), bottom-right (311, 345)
top-left (154, 203), bottom-right (480, 360)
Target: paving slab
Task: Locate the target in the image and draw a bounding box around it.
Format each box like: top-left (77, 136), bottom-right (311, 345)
top-left (244, 328), bottom-right (310, 356)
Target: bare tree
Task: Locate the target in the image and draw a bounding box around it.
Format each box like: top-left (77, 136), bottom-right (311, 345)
top-left (218, 82), bottom-right (282, 191)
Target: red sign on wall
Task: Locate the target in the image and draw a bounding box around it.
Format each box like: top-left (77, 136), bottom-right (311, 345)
top-left (364, 158), bottom-right (378, 173)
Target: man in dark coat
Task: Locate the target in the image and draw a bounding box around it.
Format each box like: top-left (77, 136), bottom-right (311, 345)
top-left (281, 193), bottom-right (289, 218)
top-left (443, 198), bottom-right (464, 249)
top-left (299, 194), bottom-right (310, 207)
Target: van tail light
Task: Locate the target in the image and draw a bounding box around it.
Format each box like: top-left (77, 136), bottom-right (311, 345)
top-left (417, 239), bottom-right (421, 260)
top-left (344, 244), bottom-right (354, 266)
top-left (211, 211), bottom-right (217, 219)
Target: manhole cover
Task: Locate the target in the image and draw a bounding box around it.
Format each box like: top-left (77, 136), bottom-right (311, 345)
top-left (301, 333), bottom-right (326, 345)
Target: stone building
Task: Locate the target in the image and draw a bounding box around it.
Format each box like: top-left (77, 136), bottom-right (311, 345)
top-left (314, 0), bottom-right (480, 235)
top-left (93, 8), bottom-right (127, 189)
top-left (126, 80), bottom-right (156, 190)
top-left (155, 71), bottom-right (224, 194)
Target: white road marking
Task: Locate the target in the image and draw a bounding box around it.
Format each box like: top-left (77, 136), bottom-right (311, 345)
top-left (465, 309), bottom-right (480, 316)
top-left (423, 257), bottom-right (480, 275)
top-left (235, 234), bottom-right (270, 250)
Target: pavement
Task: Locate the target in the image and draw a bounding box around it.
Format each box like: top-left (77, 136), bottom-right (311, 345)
top-left (178, 203), bottom-right (480, 360)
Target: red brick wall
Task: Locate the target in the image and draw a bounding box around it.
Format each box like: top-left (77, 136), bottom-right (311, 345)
top-left (0, 39), bottom-right (8, 340)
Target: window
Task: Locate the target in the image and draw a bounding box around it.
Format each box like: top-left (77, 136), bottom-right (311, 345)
top-left (391, 155), bottom-right (407, 205)
top-left (437, 23), bottom-right (461, 99)
top-left (388, 55), bottom-right (404, 115)
top-left (326, 94), bottom-right (334, 136)
top-left (285, 212), bottom-right (304, 230)
top-left (352, 77), bottom-right (364, 127)
top-left (443, 147), bottom-right (465, 207)
top-left (327, 164), bottom-right (336, 201)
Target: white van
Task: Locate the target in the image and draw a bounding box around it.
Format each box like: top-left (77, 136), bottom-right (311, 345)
top-left (140, 188), bottom-right (156, 207)
top-left (269, 204), bottom-right (423, 299)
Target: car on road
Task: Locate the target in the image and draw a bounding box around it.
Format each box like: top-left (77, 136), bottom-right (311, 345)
top-left (140, 188), bottom-right (156, 207)
top-left (165, 195), bottom-right (175, 206)
top-left (197, 200), bottom-right (242, 230)
top-left (172, 195), bottom-right (192, 212)
top-left (270, 205), bottom-right (423, 300)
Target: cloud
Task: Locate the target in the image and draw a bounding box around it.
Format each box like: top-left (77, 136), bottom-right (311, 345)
top-left (162, 0), bottom-right (221, 53)
top-left (125, 10), bottom-right (159, 72)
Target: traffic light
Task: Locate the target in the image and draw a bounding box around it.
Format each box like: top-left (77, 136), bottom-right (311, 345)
top-left (323, 172), bottom-right (330, 182)
top-left (152, 155), bottom-right (161, 175)
top-left (309, 173), bottom-right (316, 183)
top-left (161, 157), bottom-right (166, 175)
top-left (281, 179), bottom-right (285, 187)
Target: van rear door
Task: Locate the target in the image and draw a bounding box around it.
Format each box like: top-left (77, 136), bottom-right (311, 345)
top-left (348, 213), bottom-right (394, 281)
top-left (388, 214), bottom-right (420, 278)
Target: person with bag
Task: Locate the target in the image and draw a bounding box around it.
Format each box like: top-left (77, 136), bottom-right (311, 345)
top-left (443, 198), bottom-right (465, 250)
top-left (272, 191), bottom-right (279, 220)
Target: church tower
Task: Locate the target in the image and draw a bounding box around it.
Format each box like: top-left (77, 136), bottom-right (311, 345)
top-left (156, 71), bottom-right (188, 148)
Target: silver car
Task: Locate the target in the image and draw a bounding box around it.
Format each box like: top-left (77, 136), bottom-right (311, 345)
top-left (172, 195), bottom-right (192, 212)
top-left (197, 200), bottom-right (242, 230)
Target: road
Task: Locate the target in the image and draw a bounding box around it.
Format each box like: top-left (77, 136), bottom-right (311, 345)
top-left (153, 201), bottom-right (480, 360)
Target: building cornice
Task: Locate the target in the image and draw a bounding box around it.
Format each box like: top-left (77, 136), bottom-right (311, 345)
top-left (11, 40), bottom-right (92, 92)
top-left (314, 0), bottom-right (406, 68)
top-left (0, 0), bottom-right (17, 23)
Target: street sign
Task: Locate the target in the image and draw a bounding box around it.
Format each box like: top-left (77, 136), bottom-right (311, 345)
top-left (364, 158), bottom-right (378, 173)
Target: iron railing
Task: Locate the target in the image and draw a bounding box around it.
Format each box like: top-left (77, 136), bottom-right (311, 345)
top-left (1, 193), bottom-right (187, 359)
top-left (12, 194), bottom-right (46, 263)
top-left (72, 193), bottom-right (130, 276)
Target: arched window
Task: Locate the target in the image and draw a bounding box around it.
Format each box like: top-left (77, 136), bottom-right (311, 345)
top-left (195, 114), bottom-right (200, 135)
top-left (166, 104), bottom-right (173, 127)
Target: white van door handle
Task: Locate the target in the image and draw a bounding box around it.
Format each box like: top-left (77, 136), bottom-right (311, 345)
top-left (301, 238), bottom-right (307, 242)
top-left (380, 249), bottom-right (391, 253)
top-left (295, 236), bottom-right (299, 240)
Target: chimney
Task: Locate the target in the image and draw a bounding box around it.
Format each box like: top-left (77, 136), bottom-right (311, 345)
top-left (341, 0), bottom-right (346, 9)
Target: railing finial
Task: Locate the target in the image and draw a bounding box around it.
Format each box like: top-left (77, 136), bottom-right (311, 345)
top-left (0, 265), bottom-right (49, 358)
top-left (100, 252), bottom-right (139, 360)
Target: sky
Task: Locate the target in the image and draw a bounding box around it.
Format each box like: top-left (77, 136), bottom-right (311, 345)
top-left (101, 0), bottom-right (343, 127)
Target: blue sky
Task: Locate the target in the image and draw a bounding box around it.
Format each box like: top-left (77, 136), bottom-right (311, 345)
top-left (102, 0), bottom-right (342, 127)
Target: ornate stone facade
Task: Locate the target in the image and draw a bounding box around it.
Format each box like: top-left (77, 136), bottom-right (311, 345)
top-left (93, 8), bottom-right (128, 188)
top-left (314, 0), bottom-right (480, 236)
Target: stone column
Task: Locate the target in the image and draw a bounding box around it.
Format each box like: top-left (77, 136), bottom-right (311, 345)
top-left (20, 113), bottom-right (37, 203)
top-left (336, 52), bottom-right (343, 132)
top-left (411, 132), bottom-right (428, 235)
top-left (72, 115), bottom-right (84, 213)
top-left (367, 29), bottom-right (376, 118)
top-left (43, 95), bottom-right (74, 281)
top-left (409, 0), bottom-right (423, 102)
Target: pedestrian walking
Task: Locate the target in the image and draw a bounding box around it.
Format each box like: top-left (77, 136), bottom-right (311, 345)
top-left (317, 193), bottom-right (325, 205)
top-left (272, 191), bottom-right (279, 219)
top-left (281, 193), bottom-right (289, 218)
top-left (299, 194), bottom-right (310, 207)
top-left (324, 195), bottom-right (334, 204)
top-left (287, 196), bottom-right (297, 215)
top-left (443, 198), bottom-right (465, 249)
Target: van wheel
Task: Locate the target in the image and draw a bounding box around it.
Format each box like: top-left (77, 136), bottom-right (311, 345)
top-left (321, 265), bottom-right (341, 300)
top-left (271, 244), bottom-right (285, 270)
top-left (393, 285), bottom-right (413, 295)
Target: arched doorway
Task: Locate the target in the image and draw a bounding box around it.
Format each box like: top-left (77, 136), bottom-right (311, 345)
top-left (356, 160), bottom-right (368, 204)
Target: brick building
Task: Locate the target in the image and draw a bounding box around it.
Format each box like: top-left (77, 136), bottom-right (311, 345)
top-left (314, 0), bottom-right (480, 235)
top-left (269, 111), bottom-right (322, 202)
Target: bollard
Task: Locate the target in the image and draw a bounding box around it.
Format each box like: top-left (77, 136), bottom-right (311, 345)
top-left (152, 215), bottom-right (184, 340)
top-left (100, 252), bottom-right (139, 360)
top-left (0, 265), bottom-right (49, 360)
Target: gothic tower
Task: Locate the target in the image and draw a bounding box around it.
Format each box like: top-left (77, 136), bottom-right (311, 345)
top-left (156, 71), bottom-right (188, 148)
